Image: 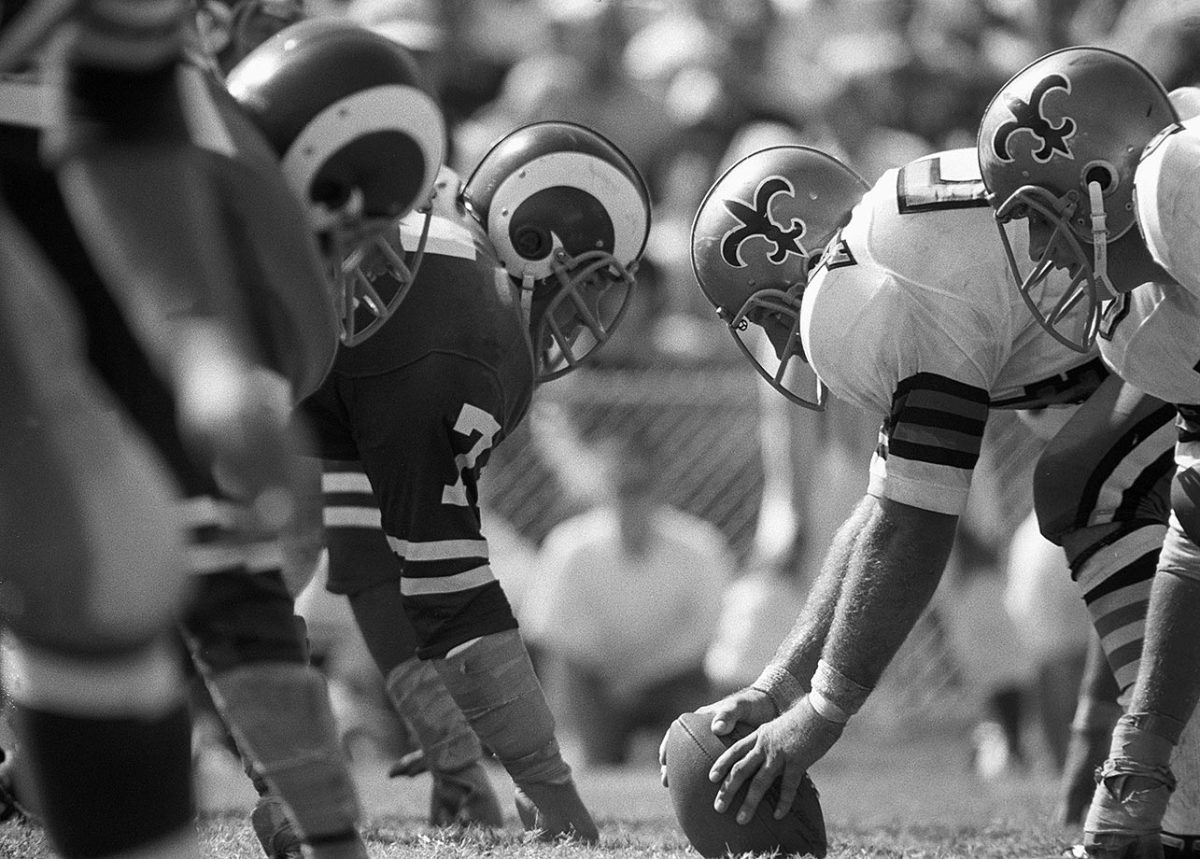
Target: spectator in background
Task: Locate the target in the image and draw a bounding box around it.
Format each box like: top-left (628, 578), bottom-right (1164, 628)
top-left (527, 432), bottom-right (735, 767)
top-left (705, 533), bottom-right (810, 699)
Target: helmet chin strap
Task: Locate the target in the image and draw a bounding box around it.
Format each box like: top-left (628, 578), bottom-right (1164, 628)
top-left (1087, 180), bottom-right (1119, 300)
top-left (518, 272), bottom-right (535, 323)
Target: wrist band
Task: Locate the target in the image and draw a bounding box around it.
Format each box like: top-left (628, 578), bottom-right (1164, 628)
top-left (751, 664), bottom-right (806, 714)
top-left (810, 658), bottom-right (871, 719)
top-left (806, 688), bottom-right (850, 725)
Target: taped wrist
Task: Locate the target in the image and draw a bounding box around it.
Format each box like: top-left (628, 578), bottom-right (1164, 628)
top-left (806, 659), bottom-right (872, 725)
top-left (384, 659), bottom-right (482, 774)
top-left (1112, 711), bottom-right (1187, 756)
top-left (432, 630), bottom-right (572, 787)
top-left (1086, 715), bottom-right (1179, 840)
top-left (751, 663), bottom-right (806, 715)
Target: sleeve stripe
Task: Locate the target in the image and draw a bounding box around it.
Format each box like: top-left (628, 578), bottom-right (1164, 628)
top-left (400, 564), bottom-right (496, 596)
top-left (887, 439), bottom-right (979, 469)
top-left (883, 373), bottom-right (989, 470)
top-left (890, 422), bottom-right (985, 454)
top-left (72, 0), bottom-right (186, 70)
top-left (386, 536), bottom-right (490, 562)
top-left (324, 506), bottom-right (382, 530)
top-left (321, 470), bottom-right (374, 494)
top-left (894, 372), bottom-right (990, 404)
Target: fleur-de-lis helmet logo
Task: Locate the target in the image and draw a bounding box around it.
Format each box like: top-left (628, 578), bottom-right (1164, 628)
top-left (720, 176), bottom-right (807, 268)
top-left (991, 73), bottom-right (1076, 163)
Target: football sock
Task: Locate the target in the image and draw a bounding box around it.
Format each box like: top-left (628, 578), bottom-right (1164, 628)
top-left (432, 630), bottom-right (598, 842)
top-left (384, 658), bottom-right (483, 773)
top-left (5, 638), bottom-right (198, 858)
top-left (206, 662), bottom-right (365, 858)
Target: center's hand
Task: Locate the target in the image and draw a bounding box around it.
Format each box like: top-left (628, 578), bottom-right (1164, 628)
top-left (659, 687), bottom-right (777, 789)
top-left (710, 695), bottom-right (844, 825)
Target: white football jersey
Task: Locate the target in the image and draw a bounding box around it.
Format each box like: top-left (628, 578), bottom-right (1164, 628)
top-left (1134, 116), bottom-right (1200, 300)
top-left (801, 149), bottom-right (1102, 515)
top-left (1099, 281), bottom-right (1200, 406)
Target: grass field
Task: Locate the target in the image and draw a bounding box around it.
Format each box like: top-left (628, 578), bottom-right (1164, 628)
top-left (0, 705), bottom-right (1080, 859)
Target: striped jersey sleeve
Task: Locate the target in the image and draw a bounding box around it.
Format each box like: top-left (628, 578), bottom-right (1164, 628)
top-left (868, 372), bottom-right (990, 515)
top-left (71, 0), bottom-right (187, 72)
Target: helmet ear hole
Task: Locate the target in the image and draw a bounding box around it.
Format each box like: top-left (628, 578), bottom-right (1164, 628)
top-left (312, 178), bottom-right (352, 212)
top-left (514, 224), bottom-right (552, 259)
top-left (1083, 161), bottom-right (1118, 194)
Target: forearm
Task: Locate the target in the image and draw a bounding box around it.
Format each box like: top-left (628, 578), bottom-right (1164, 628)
top-left (754, 496), bottom-right (875, 710)
top-left (821, 496), bottom-right (958, 691)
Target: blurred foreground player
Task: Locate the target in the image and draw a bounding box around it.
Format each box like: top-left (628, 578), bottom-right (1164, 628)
top-left (3, 11), bottom-right (442, 859)
top-left (0, 0), bottom-right (271, 854)
top-left (292, 120), bottom-right (651, 841)
top-left (978, 47), bottom-right (1200, 858)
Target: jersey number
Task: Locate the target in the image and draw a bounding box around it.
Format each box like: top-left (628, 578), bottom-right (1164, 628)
top-left (896, 153), bottom-right (990, 214)
top-left (442, 404), bottom-right (501, 507)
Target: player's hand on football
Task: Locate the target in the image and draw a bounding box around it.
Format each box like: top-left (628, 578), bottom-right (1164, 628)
top-left (660, 689), bottom-right (778, 788)
top-left (699, 687), bottom-right (779, 737)
top-left (710, 695), bottom-right (843, 826)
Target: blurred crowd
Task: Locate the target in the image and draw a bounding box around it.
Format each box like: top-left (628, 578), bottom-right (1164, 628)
top-left (304, 0), bottom-right (1200, 374)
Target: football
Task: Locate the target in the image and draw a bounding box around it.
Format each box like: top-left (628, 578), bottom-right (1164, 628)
top-left (664, 711), bottom-right (827, 858)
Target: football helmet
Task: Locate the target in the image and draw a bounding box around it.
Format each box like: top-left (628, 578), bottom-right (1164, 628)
top-left (226, 17), bottom-right (445, 346)
top-left (691, 145), bottom-right (868, 410)
top-left (462, 121), bottom-right (650, 382)
top-left (978, 46), bottom-right (1178, 352)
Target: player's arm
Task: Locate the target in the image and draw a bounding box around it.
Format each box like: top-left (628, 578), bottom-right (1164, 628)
top-left (48, 1), bottom-right (312, 515)
top-left (660, 495), bottom-right (869, 787)
top-left (709, 496), bottom-right (957, 823)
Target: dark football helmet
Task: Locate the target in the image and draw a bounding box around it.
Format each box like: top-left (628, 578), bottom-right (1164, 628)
top-left (691, 145), bottom-right (868, 410)
top-left (977, 46), bottom-right (1178, 352)
top-left (226, 17), bottom-right (445, 346)
top-left (462, 121), bottom-right (651, 382)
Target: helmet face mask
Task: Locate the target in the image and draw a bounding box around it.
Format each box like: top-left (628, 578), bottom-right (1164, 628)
top-left (329, 206), bottom-right (432, 347)
top-left (691, 145), bottom-right (869, 410)
top-left (462, 121), bottom-right (651, 382)
top-left (528, 249), bottom-right (637, 381)
top-left (226, 18), bottom-right (446, 346)
top-left (990, 183), bottom-right (1106, 353)
top-left (977, 45), bottom-right (1178, 351)
top-left (728, 286), bottom-right (825, 410)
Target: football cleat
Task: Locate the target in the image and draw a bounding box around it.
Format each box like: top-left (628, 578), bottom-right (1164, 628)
top-left (429, 762), bottom-right (504, 828)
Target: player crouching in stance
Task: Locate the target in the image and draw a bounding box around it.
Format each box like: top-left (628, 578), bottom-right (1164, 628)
top-left (675, 132), bottom-right (1181, 857)
top-left (292, 119), bottom-right (651, 843)
top-left (979, 47), bottom-right (1200, 859)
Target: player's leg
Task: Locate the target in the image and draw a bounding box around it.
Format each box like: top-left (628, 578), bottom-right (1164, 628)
top-left (306, 376), bottom-right (505, 829)
top-left (344, 577), bottom-right (503, 828)
top-left (1035, 377), bottom-right (1200, 846)
top-left (179, 558), bottom-right (365, 859)
top-left (0, 210), bottom-right (197, 858)
top-left (1085, 418), bottom-right (1200, 857)
top-left (349, 362), bottom-right (597, 842)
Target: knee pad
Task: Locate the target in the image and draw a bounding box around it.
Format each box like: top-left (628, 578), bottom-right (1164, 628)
top-left (180, 571), bottom-right (307, 673)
